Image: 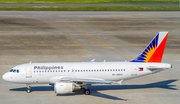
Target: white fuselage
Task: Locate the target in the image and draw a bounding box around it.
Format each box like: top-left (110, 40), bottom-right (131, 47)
top-left (2, 62), bottom-right (171, 84)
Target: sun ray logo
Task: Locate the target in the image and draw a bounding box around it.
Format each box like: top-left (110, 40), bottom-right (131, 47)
top-left (138, 67), bottom-right (143, 71)
top-left (131, 32), bottom-right (168, 63)
top-left (135, 34), bottom-right (158, 62)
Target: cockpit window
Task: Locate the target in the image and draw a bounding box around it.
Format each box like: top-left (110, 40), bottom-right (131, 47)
top-left (13, 70), bottom-right (17, 72)
top-left (10, 69), bottom-right (19, 73)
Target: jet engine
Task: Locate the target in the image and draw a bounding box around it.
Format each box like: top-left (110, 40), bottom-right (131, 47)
top-left (54, 82), bottom-right (80, 94)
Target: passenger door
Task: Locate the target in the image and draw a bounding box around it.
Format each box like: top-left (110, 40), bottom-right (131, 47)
top-left (131, 65), bottom-right (137, 76)
top-left (26, 66), bottom-right (32, 78)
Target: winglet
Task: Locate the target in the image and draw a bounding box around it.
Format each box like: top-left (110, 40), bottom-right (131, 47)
top-left (131, 32), bottom-right (169, 63)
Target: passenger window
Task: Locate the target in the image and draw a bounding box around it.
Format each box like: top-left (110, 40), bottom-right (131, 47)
top-left (86, 70), bottom-right (88, 72)
top-left (121, 69), bottom-right (122, 71)
top-left (42, 71), bottom-right (44, 72)
top-left (39, 71), bottom-right (41, 72)
top-left (72, 70), bottom-right (74, 72)
top-left (102, 69), bottom-right (104, 71)
top-left (75, 70), bottom-right (77, 72)
top-left (34, 71), bottom-right (35, 73)
top-left (91, 70), bottom-right (93, 72)
top-left (94, 70), bottom-right (96, 72)
top-left (124, 69), bottom-right (125, 71)
top-left (113, 69), bottom-right (114, 71)
top-left (108, 69), bottom-right (109, 71)
top-left (110, 69), bottom-right (112, 71)
top-left (100, 69), bottom-right (101, 71)
top-left (64, 70), bottom-right (65, 72)
top-left (118, 69), bottom-right (120, 71)
top-left (116, 69), bottom-right (117, 71)
top-left (68, 70), bottom-right (69, 72)
top-left (97, 70), bottom-right (98, 72)
top-left (61, 70), bottom-right (63, 72)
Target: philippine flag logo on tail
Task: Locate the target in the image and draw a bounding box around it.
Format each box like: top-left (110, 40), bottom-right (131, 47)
top-left (138, 67), bottom-right (143, 71)
top-left (131, 32), bottom-right (169, 63)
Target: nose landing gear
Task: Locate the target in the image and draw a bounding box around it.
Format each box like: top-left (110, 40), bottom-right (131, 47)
top-left (26, 84), bottom-right (31, 93)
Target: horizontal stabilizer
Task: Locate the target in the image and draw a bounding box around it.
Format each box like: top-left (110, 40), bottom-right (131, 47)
top-left (147, 64), bottom-right (172, 70)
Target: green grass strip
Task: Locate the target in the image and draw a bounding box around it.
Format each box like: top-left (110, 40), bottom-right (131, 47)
top-left (0, 6), bottom-right (179, 11)
top-left (0, 0), bottom-right (179, 3)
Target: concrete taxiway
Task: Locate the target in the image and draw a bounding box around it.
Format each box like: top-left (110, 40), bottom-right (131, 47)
top-left (0, 11), bottom-right (180, 104)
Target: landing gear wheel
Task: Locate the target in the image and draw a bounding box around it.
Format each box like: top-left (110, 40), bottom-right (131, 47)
top-left (26, 89), bottom-right (31, 93)
top-left (26, 84), bottom-right (31, 93)
top-left (84, 89), bottom-right (90, 95)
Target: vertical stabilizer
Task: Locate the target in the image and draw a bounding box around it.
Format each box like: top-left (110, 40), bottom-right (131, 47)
top-left (131, 32), bottom-right (169, 63)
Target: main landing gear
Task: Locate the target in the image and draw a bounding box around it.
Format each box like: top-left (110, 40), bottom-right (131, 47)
top-left (26, 84), bottom-right (31, 93)
top-left (83, 89), bottom-right (90, 95)
top-left (81, 85), bottom-right (90, 95)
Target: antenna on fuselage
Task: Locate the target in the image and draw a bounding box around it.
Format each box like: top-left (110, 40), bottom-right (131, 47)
top-left (91, 59), bottom-right (95, 62)
top-left (104, 60), bottom-right (106, 62)
top-left (29, 61), bottom-right (32, 64)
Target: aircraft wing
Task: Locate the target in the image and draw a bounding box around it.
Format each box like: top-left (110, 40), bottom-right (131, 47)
top-left (49, 76), bottom-right (113, 84)
top-left (62, 78), bottom-right (112, 84)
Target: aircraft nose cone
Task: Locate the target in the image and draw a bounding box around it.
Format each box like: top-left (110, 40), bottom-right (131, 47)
top-left (2, 73), bottom-right (9, 81)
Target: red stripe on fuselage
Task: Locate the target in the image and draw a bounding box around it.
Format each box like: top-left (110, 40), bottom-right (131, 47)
top-left (148, 33), bottom-right (168, 62)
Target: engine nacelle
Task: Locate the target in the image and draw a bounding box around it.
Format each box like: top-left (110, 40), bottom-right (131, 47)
top-left (54, 82), bottom-right (80, 94)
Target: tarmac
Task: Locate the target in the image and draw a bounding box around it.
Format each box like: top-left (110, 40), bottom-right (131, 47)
top-left (0, 11), bottom-right (180, 104)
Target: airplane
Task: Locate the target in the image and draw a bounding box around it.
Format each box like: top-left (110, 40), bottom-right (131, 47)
top-left (2, 31), bottom-right (172, 95)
